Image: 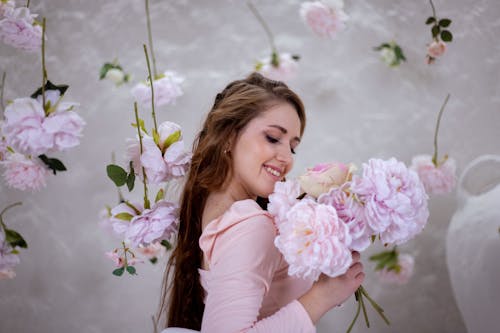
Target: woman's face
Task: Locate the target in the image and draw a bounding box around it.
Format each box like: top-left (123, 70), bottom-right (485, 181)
top-left (228, 101), bottom-right (302, 199)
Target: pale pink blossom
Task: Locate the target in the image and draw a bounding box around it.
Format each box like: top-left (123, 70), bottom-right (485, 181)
top-left (140, 136), bottom-right (169, 183)
top-left (0, 6), bottom-right (42, 52)
top-left (131, 71), bottom-right (184, 107)
top-left (43, 110), bottom-right (85, 151)
top-left (427, 40), bottom-right (447, 58)
top-left (274, 198), bottom-right (352, 281)
top-left (350, 158), bottom-right (429, 245)
top-left (377, 253), bottom-right (414, 285)
top-left (0, 268), bottom-right (16, 279)
top-left (318, 185), bottom-right (372, 251)
top-left (0, 1), bottom-right (15, 18)
top-left (105, 250), bottom-right (143, 268)
top-left (1, 152), bottom-right (48, 191)
top-left (410, 154), bottom-right (456, 195)
top-left (124, 200), bottom-right (179, 248)
top-left (109, 202), bottom-right (144, 238)
top-left (0, 230), bottom-right (20, 272)
top-left (2, 97), bottom-right (53, 155)
top-left (257, 53), bottom-right (298, 82)
top-left (300, 0), bottom-right (348, 39)
top-left (268, 179), bottom-right (301, 226)
top-left (163, 140), bottom-right (191, 179)
top-left (298, 161), bottom-right (356, 198)
top-left (135, 241), bottom-right (166, 259)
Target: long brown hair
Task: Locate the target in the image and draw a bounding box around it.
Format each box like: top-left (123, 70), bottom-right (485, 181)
top-left (157, 72), bottom-right (306, 330)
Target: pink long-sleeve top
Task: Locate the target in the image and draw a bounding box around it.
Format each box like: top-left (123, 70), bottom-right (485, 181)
top-left (198, 199), bottom-right (315, 333)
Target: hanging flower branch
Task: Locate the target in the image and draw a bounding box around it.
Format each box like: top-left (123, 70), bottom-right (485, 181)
top-left (131, 0), bottom-right (184, 109)
top-left (374, 41), bottom-right (406, 68)
top-left (0, 18), bottom-right (85, 191)
top-left (0, 0), bottom-right (43, 53)
top-left (0, 202), bottom-right (26, 280)
top-left (411, 94), bottom-right (456, 195)
top-left (425, 0), bottom-right (453, 64)
top-left (300, 0), bottom-right (348, 40)
top-left (247, 1), bottom-right (299, 82)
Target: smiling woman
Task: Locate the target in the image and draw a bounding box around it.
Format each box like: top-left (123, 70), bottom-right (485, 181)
top-left (157, 73), bottom-right (365, 332)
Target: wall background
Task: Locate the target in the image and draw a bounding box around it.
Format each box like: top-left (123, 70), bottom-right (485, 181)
top-left (1, 0), bottom-right (499, 332)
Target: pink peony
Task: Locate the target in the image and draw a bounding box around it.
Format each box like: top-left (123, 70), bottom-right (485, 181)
top-left (300, 0), bottom-right (348, 39)
top-left (410, 154), bottom-right (456, 195)
top-left (0, 6), bottom-right (42, 52)
top-left (268, 179), bottom-right (301, 227)
top-left (163, 141), bottom-right (191, 179)
top-left (427, 40), bottom-right (447, 58)
top-left (1, 153), bottom-right (48, 191)
top-left (377, 253), bottom-right (414, 285)
top-left (318, 185), bottom-right (372, 251)
top-left (298, 161), bottom-right (355, 197)
top-left (43, 110), bottom-right (85, 151)
top-left (257, 53), bottom-right (298, 82)
top-left (350, 158), bottom-right (429, 245)
top-left (108, 202), bottom-right (144, 238)
top-left (2, 97), bottom-right (53, 155)
top-left (131, 71), bottom-right (184, 107)
top-left (124, 200), bottom-right (179, 248)
top-left (0, 1), bottom-right (15, 18)
top-left (0, 230), bottom-right (20, 272)
top-left (274, 198), bottom-right (352, 281)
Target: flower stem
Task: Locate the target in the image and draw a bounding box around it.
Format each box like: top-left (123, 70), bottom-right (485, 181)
top-left (359, 291), bottom-right (370, 328)
top-left (26, 0), bottom-right (30, 8)
top-left (432, 94), bottom-right (450, 166)
top-left (145, 0), bottom-right (158, 78)
top-left (143, 44), bottom-right (158, 133)
top-left (359, 285), bottom-right (390, 325)
top-left (134, 102), bottom-right (151, 209)
top-left (121, 241), bottom-right (129, 266)
top-left (429, 0), bottom-right (437, 19)
top-left (346, 290), bottom-right (362, 333)
top-left (0, 71), bottom-right (6, 113)
top-left (41, 17), bottom-right (48, 113)
top-left (0, 202), bottom-right (22, 231)
top-left (246, 1), bottom-right (277, 55)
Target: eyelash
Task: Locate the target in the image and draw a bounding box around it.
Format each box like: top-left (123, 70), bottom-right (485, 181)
top-left (266, 135), bottom-right (296, 155)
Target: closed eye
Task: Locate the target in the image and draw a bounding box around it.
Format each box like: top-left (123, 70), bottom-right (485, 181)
top-left (266, 135), bottom-right (296, 155)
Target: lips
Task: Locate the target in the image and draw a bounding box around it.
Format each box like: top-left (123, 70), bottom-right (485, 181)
top-left (263, 164), bottom-right (282, 178)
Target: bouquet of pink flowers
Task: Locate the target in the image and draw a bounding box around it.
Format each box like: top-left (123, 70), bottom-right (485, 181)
top-left (268, 158), bottom-right (429, 331)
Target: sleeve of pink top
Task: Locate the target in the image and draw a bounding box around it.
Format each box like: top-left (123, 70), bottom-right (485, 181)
top-left (200, 213), bottom-right (315, 333)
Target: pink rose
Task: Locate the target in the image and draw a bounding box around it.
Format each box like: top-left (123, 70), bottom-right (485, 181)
top-left (43, 110), bottom-right (85, 151)
top-left (298, 161), bottom-right (355, 197)
top-left (410, 154), bottom-right (456, 195)
top-left (124, 200), bottom-right (179, 248)
top-left (257, 53), bottom-right (298, 82)
top-left (300, 1), bottom-right (348, 39)
top-left (268, 179), bottom-right (301, 227)
top-left (1, 153), bottom-right (48, 191)
top-left (350, 158), bottom-right (429, 245)
top-left (377, 253), bottom-right (414, 285)
top-left (0, 7), bottom-right (42, 52)
top-left (274, 198), bottom-right (352, 281)
top-left (318, 185), bottom-right (372, 251)
top-left (131, 71), bottom-right (184, 107)
top-left (427, 40), bottom-right (446, 58)
top-left (2, 97), bottom-right (53, 155)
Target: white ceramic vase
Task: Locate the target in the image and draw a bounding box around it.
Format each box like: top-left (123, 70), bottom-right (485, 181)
top-left (446, 155), bottom-right (500, 333)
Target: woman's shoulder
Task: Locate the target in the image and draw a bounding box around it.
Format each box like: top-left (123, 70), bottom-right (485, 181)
top-left (200, 199), bottom-right (277, 265)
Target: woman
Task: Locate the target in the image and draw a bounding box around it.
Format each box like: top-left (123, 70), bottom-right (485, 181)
top-left (158, 73), bottom-right (364, 332)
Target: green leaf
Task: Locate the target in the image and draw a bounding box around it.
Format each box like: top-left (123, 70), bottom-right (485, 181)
top-left (153, 129), bottom-right (160, 146)
top-left (106, 164), bottom-right (127, 187)
top-left (369, 251), bottom-right (393, 262)
top-left (149, 257), bottom-right (158, 264)
top-left (38, 155), bottom-right (67, 175)
top-left (131, 118), bottom-right (148, 134)
top-left (255, 62), bottom-right (263, 71)
top-left (99, 63), bottom-right (114, 80)
top-left (126, 265), bottom-right (137, 275)
top-left (431, 25), bottom-right (440, 38)
top-left (394, 45), bottom-right (406, 61)
top-left (425, 17), bottom-right (436, 25)
top-left (30, 80), bottom-right (69, 99)
top-left (113, 212), bottom-right (134, 221)
top-left (271, 52), bottom-right (279, 67)
top-left (5, 228), bottom-right (28, 248)
top-left (163, 130), bottom-right (181, 151)
top-left (161, 239), bottom-right (172, 250)
top-left (155, 189), bottom-right (165, 203)
top-left (112, 267), bottom-right (125, 276)
top-left (291, 54), bottom-right (300, 61)
top-left (126, 171), bottom-right (135, 192)
top-left (438, 18), bottom-right (451, 27)
top-left (441, 30), bottom-right (453, 42)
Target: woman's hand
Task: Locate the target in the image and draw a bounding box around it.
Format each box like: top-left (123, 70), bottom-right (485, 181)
top-left (298, 251), bottom-right (365, 324)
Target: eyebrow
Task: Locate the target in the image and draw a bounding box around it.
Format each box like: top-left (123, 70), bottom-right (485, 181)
top-left (268, 125), bottom-right (301, 143)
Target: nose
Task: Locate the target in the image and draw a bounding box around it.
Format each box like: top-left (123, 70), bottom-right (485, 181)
top-left (276, 144), bottom-right (293, 166)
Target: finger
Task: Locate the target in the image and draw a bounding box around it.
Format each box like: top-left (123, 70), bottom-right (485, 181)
top-left (351, 251), bottom-right (360, 262)
top-left (348, 262), bottom-right (363, 277)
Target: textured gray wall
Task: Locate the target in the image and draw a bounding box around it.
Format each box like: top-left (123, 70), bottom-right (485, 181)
top-left (1, 0), bottom-right (499, 332)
